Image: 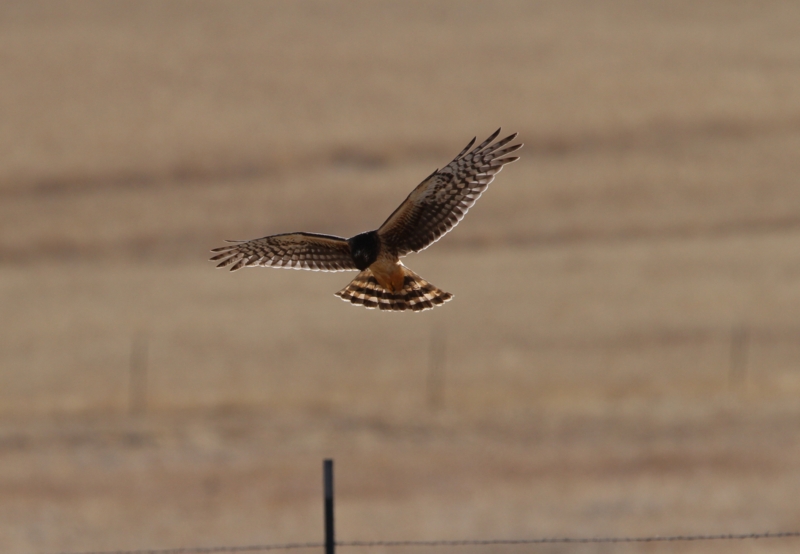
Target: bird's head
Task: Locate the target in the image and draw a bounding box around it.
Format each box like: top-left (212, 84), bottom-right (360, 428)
top-left (347, 231), bottom-right (380, 271)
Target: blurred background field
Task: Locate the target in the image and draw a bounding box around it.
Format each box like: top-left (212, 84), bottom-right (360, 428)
top-left (2, 1), bottom-right (800, 553)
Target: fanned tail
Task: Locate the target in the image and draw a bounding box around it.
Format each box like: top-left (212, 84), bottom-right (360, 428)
top-left (335, 267), bottom-right (453, 312)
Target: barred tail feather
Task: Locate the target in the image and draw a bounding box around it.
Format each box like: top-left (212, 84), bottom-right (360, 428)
top-left (335, 267), bottom-right (453, 312)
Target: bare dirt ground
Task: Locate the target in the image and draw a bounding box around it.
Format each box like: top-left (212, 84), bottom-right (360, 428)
top-left (2, 1), bottom-right (800, 553)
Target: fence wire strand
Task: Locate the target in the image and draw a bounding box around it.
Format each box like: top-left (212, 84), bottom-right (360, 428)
top-left (48, 531), bottom-right (800, 554)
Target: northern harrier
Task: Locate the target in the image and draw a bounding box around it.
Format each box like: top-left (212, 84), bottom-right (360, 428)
top-left (210, 129), bottom-right (522, 311)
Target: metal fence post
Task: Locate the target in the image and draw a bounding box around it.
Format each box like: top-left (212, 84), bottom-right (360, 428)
top-left (324, 459), bottom-right (335, 554)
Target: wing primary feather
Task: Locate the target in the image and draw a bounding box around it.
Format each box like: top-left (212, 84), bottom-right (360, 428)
top-left (211, 244), bottom-right (237, 252)
top-left (470, 128), bottom-right (502, 154)
top-left (492, 156), bottom-right (520, 166)
top-left (454, 136), bottom-right (477, 160)
top-left (482, 133), bottom-right (519, 155)
top-left (493, 143), bottom-right (523, 156)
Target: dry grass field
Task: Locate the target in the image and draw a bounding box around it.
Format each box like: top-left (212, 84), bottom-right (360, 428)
top-left (2, 1), bottom-right (800, 553)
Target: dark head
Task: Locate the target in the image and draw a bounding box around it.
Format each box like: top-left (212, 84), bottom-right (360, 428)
top-left (347, 230), bottom-right (380, 270)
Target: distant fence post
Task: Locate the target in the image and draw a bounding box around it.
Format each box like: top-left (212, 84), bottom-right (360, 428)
top-left (428, 323), bottom-right (446, 411)
top-left (324, 459), bottom-right (335, 554)
top-left (730, 325), bottom-right (749, 386)
top-left (129, 332), bottom-right (148, 415)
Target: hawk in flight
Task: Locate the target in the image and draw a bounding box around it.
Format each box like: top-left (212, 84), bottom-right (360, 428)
top-left (211, 129), bottom-right (522, 311)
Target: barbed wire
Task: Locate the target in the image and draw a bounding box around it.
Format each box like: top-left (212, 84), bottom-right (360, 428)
top-left (47, 543), bottom-right (322, 554)
top-left (340, 531), bottom-right (800, 547)
top-left (46, 531), bottom-right (800, 554)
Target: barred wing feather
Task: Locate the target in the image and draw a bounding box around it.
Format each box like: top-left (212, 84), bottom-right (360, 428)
top-left (377, 128), bottom-right (522, 256)
top-left (210, 232), bottom-right (358, 272)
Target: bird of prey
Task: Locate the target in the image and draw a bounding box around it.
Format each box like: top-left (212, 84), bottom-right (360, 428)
top-left (210, 128), bottom-right (522, 311)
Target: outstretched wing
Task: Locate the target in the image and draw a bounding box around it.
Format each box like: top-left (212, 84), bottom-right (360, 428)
top-left (210, 232), bottom-right (358, 272)
top-left (377, 129), bottom-right (522, 256)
